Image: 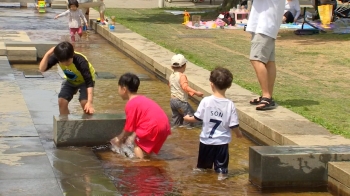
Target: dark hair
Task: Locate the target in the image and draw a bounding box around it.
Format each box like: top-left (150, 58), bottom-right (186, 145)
top-left (209, 67), bottom-right (233, 90)
top-left (53, 42), bottom-right (74, 62)
top-left (118, 73), bottom-right (140, 93)
top-left (68, 0), bottom-right (79, 8)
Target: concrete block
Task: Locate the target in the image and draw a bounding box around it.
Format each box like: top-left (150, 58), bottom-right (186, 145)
top-left (51, 0), bottom-right (67, 9)
top-left (0, 42), bottom-right (6, 55)
top-left (0, 2), bottom-right (20, 7)
top-left (6, 46), bottom-right (37, 62)
top-left (328, 176), bottom-right (350, 196)
top-left (5, 42), bottom-right (57, 58)
top-left (6, 46), bottom-right (36, 56)
top-left (249, 145), bottom-right (350, 188)
top-left (53, 114), bottom-right (126, 147)
top-left (328, 162), bottom-right (350, 188)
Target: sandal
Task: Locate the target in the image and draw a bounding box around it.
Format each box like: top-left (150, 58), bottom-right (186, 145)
top-left (250, 96), bottom-right (262, 105)
top-left (256, 97), bottom-right (275, 111)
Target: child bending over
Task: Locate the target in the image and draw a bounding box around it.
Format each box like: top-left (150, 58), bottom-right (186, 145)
top-left (110, 73), bottom-right (171, 160)
top-left (184, 67), bottom-right (243, 180)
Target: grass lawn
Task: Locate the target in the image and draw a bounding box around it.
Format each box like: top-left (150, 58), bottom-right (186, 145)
top-left (104, 8), bottom-right (350, 138)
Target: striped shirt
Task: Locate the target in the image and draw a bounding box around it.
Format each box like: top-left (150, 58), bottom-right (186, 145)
top-left (57, 9), bottom-right (87, 28)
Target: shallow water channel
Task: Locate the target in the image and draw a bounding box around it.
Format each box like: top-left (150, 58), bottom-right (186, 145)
top-left (4, 8), bottom-right (332, 196)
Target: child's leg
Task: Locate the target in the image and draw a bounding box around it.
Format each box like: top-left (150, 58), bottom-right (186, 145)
top-left (196, 142), bottom-right (215, 170)
top-left (213, 144), bottom-right (229, 180)
top-left (70, 28), bottom-right (78, 42)
top-left (58, 81), bottom-right (78, 115)
top-left (134, 145), bottom-right (150, 160)
top-left (181, 102), bottom-right (196, 127)
top-left (77, 27), bottom-right (83, 37)
top-left (170, 98), bottom-right (184, 126)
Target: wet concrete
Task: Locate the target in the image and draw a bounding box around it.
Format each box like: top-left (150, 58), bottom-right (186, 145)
top-left (0, 7), bottom-right (333, 196)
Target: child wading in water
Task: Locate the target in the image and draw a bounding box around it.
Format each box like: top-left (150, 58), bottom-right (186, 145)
top-left (110, 73), bottom-right (171, 160)
top-left (169, 54), bottom-right (203, 129)
top-left (55, 0), bottom-right (88, 42)
top-left (184, 67), bottom-right (243, 180)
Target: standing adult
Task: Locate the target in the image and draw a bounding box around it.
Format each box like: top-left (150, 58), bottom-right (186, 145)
top-left (77, 0), bottom-right (106, 25)
top-left (246, 0), bottom-right (285, 110)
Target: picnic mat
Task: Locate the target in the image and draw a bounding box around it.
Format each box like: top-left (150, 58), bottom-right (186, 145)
top-left (185, 21), bottom-right (321, 30)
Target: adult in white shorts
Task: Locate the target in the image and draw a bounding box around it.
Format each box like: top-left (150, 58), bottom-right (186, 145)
top-left (246, 0), bottom-right (285, 110)
top-left (78, 0), bottom-right (106, 24)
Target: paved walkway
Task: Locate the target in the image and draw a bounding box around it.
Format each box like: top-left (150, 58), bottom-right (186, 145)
top-left (102, 0), bottom-right (222, 8)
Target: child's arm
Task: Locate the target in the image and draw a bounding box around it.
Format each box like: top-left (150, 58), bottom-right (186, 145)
top-left (232, 127), bottom-right (243, 138)
top-left (183, 115), bottom-right (199, 123)
top-left (54, 10), bottom-right (69, 19)
top-left (79, 9), bottom-right (88, 26)
top-left (180, 74), bottom-right (203, 97)
top-left (39, 47), bottom-right (58, 72)
top-left (113, 130), bottom-right (133, 146)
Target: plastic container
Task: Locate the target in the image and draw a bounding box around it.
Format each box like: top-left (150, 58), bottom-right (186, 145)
top-left (109, 25), bottom-right (115, 31)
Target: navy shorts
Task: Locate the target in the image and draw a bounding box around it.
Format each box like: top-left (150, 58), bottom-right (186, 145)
top-left (58, 80), bottom-right (92, 102)
top-left (197, 142), bottom-right (229, 174)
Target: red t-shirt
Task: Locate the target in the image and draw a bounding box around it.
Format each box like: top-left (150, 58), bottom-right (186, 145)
top-left (124, 95), bottom-right (171, 154)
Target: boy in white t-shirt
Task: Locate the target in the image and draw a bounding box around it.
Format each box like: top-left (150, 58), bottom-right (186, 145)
top-left (183, 67), bottom-right (243, 180)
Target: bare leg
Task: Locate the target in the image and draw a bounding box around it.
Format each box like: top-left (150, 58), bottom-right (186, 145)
top-left (266, 61), bottom-right (276, 97)
top-left (58, 98), bottom-right (70, 115)
top-left (80, 100), bottom-right (88, 113)
top-left (251, 60), bottom-right (271, 99)
top-left (134, 146), bottom-right (150, 161)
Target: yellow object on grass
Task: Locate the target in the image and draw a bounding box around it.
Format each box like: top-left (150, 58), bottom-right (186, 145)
top-left (38, 0), bottom-right (45, 13)
top-left (318, 4), bottom-right (333, 28)
top-left (182, 10), bottom-right (190, 25)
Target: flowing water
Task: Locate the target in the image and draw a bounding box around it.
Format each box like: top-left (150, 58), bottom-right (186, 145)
top-left (5, 8), bottom-right (332, 196)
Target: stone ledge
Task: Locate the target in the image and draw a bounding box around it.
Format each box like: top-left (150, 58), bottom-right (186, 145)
top-left (53, 114), bottom-right (125, 147)
top-left (5, 42), bottom-right (57, 58)
top-left (328, 162), bottom-right (350, 189)
top-left (91, 19), bottom-right (350, 147)
top-left (249, 146), bottom-right (350, 188)
top-left (0, 42), bottom-right (6, 56)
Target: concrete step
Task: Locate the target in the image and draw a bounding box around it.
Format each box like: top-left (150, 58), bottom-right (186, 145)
top-left (6, 46), bottom-right (37, 62)
top-left (328, 162), bottom-right (350, 195)
top-left (0, 2), bottom-right (20, 7)
top-left (51, 0), bottom-right (66, 9)
top-left (0, 42), bottom-right (6, 56)
top-left (54, 114), bottom-right (125, 147)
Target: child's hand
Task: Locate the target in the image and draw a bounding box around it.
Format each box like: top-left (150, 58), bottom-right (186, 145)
top-left (84, 102), bottom-right (95, 114)
top-left (110, 137), bottom-right (121, 148)
top-left (233, 128), bottom-right (243, 138)
top-left (195, 91), bottom-right (204, 97)
top-left (54, 15), bottom-right (58, 19)
top-left (86, 23), bottom-right (89, 28)
top-left (183, 115), bottom-right (194, 122)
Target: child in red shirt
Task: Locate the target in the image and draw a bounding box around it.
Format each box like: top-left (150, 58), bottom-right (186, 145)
top-left (110, 73), bottom-right (171, 159)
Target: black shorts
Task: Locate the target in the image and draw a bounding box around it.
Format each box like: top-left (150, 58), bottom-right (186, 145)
top-left (197, 142), bottom-right (229, 174)
top-left (58, 80), bottom-right (93, 102)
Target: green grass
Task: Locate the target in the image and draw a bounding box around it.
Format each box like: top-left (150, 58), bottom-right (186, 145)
top-left (104, 8), bottom-right (350, 138)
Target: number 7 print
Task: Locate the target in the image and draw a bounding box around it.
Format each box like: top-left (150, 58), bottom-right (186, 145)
top-left (209, 119), bottom-right (222, 138)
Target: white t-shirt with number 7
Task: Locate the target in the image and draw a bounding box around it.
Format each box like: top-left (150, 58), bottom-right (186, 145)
top-left (194, 95), bottom-right (239, 145)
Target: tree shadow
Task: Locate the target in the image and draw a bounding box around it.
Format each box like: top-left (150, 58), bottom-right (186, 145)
top-left (277, 99), bottom-right (320, 107)
top-left (277, 29), bottom-right (350, 45)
